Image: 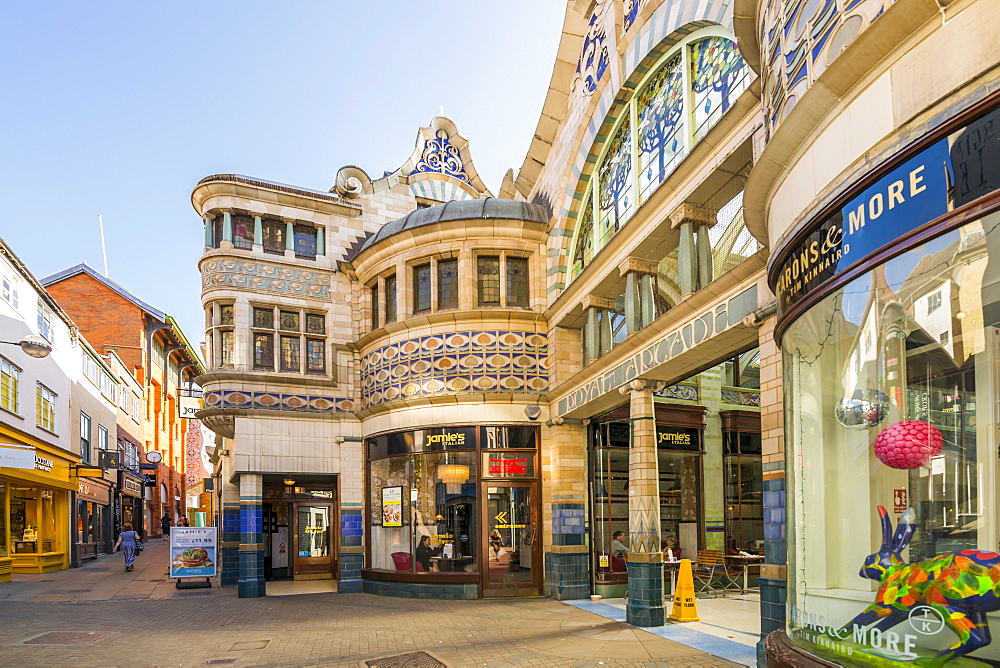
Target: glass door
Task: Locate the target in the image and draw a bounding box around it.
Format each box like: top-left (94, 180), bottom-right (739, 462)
top-left (293, 503), bottom-right (335, 579)
top-left (482, 483), bottom-right (539, 596)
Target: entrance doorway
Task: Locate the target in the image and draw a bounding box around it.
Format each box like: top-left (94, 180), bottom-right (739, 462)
top-left (293, 503), bottom-right (334, 579)
top-left (262, 478), bottom-right (338, 582)
top-left (482, 483), bottom-right (540, 597)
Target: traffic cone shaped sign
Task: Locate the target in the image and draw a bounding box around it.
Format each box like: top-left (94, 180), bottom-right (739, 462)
top-left (669, 558), bottom-right (700, 622)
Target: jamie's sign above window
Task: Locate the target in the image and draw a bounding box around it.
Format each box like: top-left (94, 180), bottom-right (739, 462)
top-left (772, 106), bottom-right (1000, 314)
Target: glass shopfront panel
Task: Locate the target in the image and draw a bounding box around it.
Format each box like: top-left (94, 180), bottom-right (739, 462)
top-left (783, 213), bottom-right (1000, 664)
top-left (10, 486), bottom-right (56, 554)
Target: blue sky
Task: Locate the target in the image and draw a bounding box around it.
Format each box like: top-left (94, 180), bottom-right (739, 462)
top-left (0, 2), bottom-right (565, 350)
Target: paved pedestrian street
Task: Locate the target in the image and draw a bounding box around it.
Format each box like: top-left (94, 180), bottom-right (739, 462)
top-left (0, 542), bottom-right (745, 667)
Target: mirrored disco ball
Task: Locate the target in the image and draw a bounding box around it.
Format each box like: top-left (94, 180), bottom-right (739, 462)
top-left (834, 389), bottom-right (891, 429)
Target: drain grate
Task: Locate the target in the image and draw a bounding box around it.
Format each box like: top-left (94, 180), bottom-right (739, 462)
top-left (205, 660), bottom-right (236, 665)
top-left (22, 632), bottom-right (111, 645)
top-left (364, 651), bottom-right (447, 667)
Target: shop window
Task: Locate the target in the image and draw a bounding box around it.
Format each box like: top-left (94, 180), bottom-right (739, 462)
top-left (437, 259), bottom-right (458, 309)
top-left (1, 356), bottom-right (20, 413)
top-left (11, 487), bottom-right (55, 554)
top-left (231, 214), bottom-right (254, 250)
top-left (477, 256), bottom-right (501, 305)
top-left (250, 306), bottom-right (327, 375)
top-left (723, 432), bottom-right (763, 554)
top-left (783, 212), bottom-right (1000, 664)
top-left (413, 263), bottom-right (431, 313)
top-left (384, 275), bottom-right (397, 323)
top-left (80, 412), bottom-right (92, 463)
top-left (36, 383), bottom-right (56, 431)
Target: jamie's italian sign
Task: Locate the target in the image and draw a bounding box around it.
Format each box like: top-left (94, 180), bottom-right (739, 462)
top-left (773, 105), bottom-right (1000, 313)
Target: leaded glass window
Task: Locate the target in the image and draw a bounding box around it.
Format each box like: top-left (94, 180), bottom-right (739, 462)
top-left (306, 314), bottom-right (325, 335)
top-left (232, 214), bottom-right (254, 250)
top-left (638, 52), bottom-right (685, 201)
top-left (221, 331), bottom-right (234, 367)
top-left (437, 259), bottom-right (458, 309)
top-left (370, 283), bottom-right (380, 329)
top-left (279, 311), bottom-right (299, 331)
top-left (253, 333), bottom-right (274, 370)
top-left (385, 275), bottom-right (397, 323)
top-left (597, 119), bottom-right (634, 247)
top-left (219, 304), bottom-right (234, 326)
top-left (293, 224), bottom-right (317, 260)
top-left (690, 37), bottom-right (749, 142)
top-left (262, 220), bottom-right (285, 255)
top-left (253, 307), bottom-right (273, 329)
top-left (413, 263), bottom-right (431, 313)
top-left (280, 336), bottom-right (300, 372)
top-left (306, 339), bottom-right (325, 374)
top-left (478, 256), bottom-right (501, 305)
top-left (506, 257), bottom-right (529, 307)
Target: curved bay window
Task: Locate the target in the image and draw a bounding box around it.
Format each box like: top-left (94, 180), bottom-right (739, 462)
top-left (783, 212), bottom-right (1000, 664)
top-left (590, 416), bottom-right (703, 595)
top-left (365, 425), bottom-right (539, 595)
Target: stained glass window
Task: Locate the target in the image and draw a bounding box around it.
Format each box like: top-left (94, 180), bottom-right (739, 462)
top-left (506, 257), bottom-right (529, 307)
top-left (638, 53), bottom-right (685, 201)
top-left (232, 214), bottom-right (254, 250)
top-left (384, 275), bottom-right (397, 323)
top-left (691, 37), bottom-right (749, 142)
top-left (280, 336), bottom-right (300, 372)
top-left (597, 119), bottom-right (634, 248)
top-left (437, 259), bottom-right (458, 309)
top-left (253, 333), bottom-right (274, 370)
top-left (219, 304), bottom-right (234, 326)
top-left (253, 307), bottom-right (273, 329)
top-left (413, 263), bottom-right (431, 313)
top-left (306, 314), bottom-right (325, 335)
top-left (306, 339), bottom-right (325, 374)
top-left (478, 256), bottom-right (501, 305)
top-left (370, 283), bottom-right (380, 329)
top-left (279, 311), bottom-right (300, 331)
top-left (571, 200), bottom-right (595, 278)
top-left (262, 220), bottom-right (285, 255)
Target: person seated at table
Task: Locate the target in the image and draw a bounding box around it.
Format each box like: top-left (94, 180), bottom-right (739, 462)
top-left (415, 535), bottom-right (442, 571)
top-left (611, 531), bottom-right (629, 558)
top-left (662, 536), bottom-right (679, 560)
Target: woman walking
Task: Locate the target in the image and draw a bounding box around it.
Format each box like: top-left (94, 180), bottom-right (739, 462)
top-left (113, 523), bottom-right (141, 572)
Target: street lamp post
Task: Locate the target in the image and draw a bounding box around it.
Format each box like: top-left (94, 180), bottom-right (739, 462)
top-left (0, 335), bottom-right (53, 358)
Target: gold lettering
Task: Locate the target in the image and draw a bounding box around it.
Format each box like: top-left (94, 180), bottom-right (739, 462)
top-left (808, 241), bottom-right (819, 263)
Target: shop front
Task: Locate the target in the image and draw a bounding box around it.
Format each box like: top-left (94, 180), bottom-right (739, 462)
top-left (362, 425), bottom-right (540, 599)
top-left (261, 476), bottom-right (337, 581)
top-left (768, 101), bottom-right (1000, 665)
top-left (73, 474), bottom-right (113, 564)
top-left (0, 433), bottom-right (77, 576)
top-left (118, 471), bottom-right (145, 537)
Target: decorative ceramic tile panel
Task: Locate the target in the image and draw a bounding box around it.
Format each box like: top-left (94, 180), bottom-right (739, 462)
top-left (202, 259), bottom-right (331, 298)
top-left (759, 0), bottom-right (897, 134)
top-left (361, 330), bottom-right (549, 408)
top-left (203, 390), bottom-right (354, 413)
top-left (653, 383), bottom-right (699, 401)
top-left (721, 387), bottom-right (761, 406)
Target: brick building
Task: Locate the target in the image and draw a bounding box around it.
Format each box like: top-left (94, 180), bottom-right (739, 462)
top-left (42, 265), bottom-right (203, 537)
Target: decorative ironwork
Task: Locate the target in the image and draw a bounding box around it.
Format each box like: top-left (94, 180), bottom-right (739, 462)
top-left (577, 11), bottom-right (609, 94)
top-left (413, 129), bottom-right (469, 182)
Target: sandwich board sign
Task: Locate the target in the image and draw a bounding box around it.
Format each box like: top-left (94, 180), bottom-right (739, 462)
top-left (169, 526), bottom-right (217, 588)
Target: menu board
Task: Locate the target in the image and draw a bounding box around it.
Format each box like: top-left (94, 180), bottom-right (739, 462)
top-left (381, 486), bottom-right (402, 527)
top-left (169, 526), bottom-right (217, 578)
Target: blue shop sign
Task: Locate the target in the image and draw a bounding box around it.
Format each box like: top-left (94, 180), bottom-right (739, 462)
top-left (774, 105), bottom-right (1000, 313)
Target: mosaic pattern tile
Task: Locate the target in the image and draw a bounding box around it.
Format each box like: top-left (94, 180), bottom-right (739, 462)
top-left (721, 387), bottom-right (760, 407)
top-left (361, 330), bottom-right (549, 408)
top-left (202, 258), bottom-right (331, 298)
top-left (203, 390), bottom-right (353, 413)
top-left (653, 383), bottom-right (698, 402)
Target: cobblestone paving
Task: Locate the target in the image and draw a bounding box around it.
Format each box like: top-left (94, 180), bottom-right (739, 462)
top-left (0, 543), bottom-right (741, 667)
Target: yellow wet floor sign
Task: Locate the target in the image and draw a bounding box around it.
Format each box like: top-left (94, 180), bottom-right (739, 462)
top-left (669, 558), bottom-right (700, 622)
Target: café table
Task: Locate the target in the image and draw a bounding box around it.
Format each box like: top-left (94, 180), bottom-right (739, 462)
top-left (430, 556), bottom-right (474, 572)
top-left (663, 559), bottom-right (681, 597)
top-left (725, 554), bottom-right (764, 593)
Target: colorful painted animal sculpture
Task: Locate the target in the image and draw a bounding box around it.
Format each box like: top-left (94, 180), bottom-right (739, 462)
top-left (838, 506), bottom-right (1000, 665)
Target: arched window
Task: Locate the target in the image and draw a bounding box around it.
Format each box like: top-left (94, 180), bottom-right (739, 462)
top-left (569, 29), bottom-right (750, 280)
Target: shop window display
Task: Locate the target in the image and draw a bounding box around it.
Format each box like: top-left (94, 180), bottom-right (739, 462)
top-left (783, 213), bottom-right (1000, 664)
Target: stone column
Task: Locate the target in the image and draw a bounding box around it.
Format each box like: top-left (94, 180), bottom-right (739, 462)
top-left (624, 379), bottom-right (664, 627)
top-left (284, 220), bottom-right (296, 256)
top-left (581, 296), bottom-right (616, 362)
top-left (219, 470), bottom-right (240, 586)
top-left (203, 214), bottom-right (214, 247)
top-left (542, 420), bottom-right (591, 600)
top-left (697, 223), bottom-right (714, 288)
top-left (253, 216), bottom-right (263, 248)
top-left (316, 226), bottom-right (325, 256)
top-left (238, 473), bottom-right (265, 598)
top-left (669, 204), bottom-right (716, 296)
top-left (618, 257), bottom-right (660, 334)
top-left (222, 211), bottom-right (233, 244)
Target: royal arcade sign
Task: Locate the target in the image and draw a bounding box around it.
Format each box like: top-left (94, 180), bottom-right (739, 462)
top-left (773, 105), bottom-right (1000, 314)
top-left (556, 286), bottom-right (758, 416)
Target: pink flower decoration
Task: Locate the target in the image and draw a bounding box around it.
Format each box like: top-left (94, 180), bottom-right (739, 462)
top-left (873, 420), bottom-right (944, 469)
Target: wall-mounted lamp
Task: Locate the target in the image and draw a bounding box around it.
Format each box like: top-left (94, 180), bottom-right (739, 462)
top-left (283, 478), bottom-right (296, 487)
top-left (0, 335), bottom-right (52, 359)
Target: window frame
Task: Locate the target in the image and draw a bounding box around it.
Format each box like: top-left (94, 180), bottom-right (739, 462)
top-left (476, 252), bottom-right (531, 308)
top-left (37, 299), bottom-right (56, 343)
top-left (0, 355), bottom-right (21, 414)
top-left (80, 412), bottom-right (92, 463)
top-left (249, 304), bottom-right (328, 376)
top-left (36, 383), bottom-right (56, 432)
